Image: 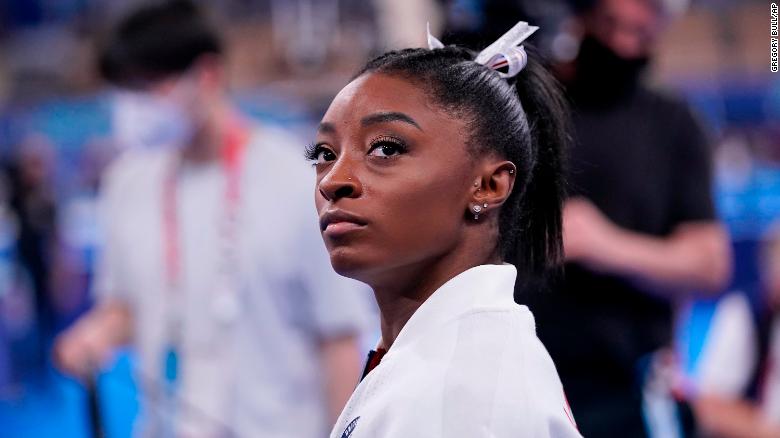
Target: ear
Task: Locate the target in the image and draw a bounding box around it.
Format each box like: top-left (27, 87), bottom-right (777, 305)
top-left (470, 159), bottom-right (516, 210)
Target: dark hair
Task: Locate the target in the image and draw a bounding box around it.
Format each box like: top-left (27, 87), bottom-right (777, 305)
top-left (356, 45), bottom-right (570, 280)
top-left (567, 0), bottom-right (666, 16)
top-left (98, 0), bottom-right (222, 85)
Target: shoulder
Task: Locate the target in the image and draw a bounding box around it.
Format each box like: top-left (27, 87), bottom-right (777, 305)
top-left (241, 123), bottom-right (321, 247)
top-left (456, 305), bottom-right (564, 396)
top-left (443, 308), bottom-right (565, 404)
top-left (396, 307), bottom-right (579, 436)
top-left (493, 308), bottom-right (580, 435)
top-left (244, 123), bottom-right (315, 201)
top-left (100, 148), bottom-right (168, 200)
top-left (245, 124), bottom-right (310, 177)
top-left (637, 86), bottom-right (702, 127)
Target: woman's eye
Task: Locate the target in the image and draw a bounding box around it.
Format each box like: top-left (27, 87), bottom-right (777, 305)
top-left (305, 142), bottom-right (337, 165)
top-left (368, 140), bottom-right (405, 158)
top-left (316, 147), bottom-right (337, 164)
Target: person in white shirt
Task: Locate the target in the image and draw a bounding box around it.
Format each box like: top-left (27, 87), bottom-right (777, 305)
top-left (53, 2), bottom-right (371, 436)
top-left (307, 22), bottom-right (582, 438)
top-left (680, 223), bottom-right (780, 437)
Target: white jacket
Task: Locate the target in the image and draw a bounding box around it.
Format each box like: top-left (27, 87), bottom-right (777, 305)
top-left (331, 264), bottom-right (582, 438)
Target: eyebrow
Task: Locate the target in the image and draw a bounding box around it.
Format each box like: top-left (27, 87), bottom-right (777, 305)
top-left (317, 111), bottom-right (423, 134)
top-left (318, 122), bottom-right (336, 134)
top-left (361, 112), bottom-right (422, 131)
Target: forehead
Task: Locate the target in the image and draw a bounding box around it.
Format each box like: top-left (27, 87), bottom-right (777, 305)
top-left (321, 73), bottom-right (459, 132)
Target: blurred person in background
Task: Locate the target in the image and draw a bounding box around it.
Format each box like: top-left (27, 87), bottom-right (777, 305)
top-left (517, 0), bottom-right (732, 435)
top-left (0, 170), bottom-right (12, 392)
top-left (53, 1), bottom-right (370, 436)
top-left (4, 134), bottom-right (59, 378)
top-left (682, 223), bottom-right (780, 438)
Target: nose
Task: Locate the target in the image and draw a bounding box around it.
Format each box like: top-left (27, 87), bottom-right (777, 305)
top-left (317, 157), bottom-right (362, 202)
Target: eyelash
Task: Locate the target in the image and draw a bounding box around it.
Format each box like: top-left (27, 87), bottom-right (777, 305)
top-left (304, 136), bottom-right (408, 164)
top-left (368, 136), bottom-right (408, 157)
top-left (304, 142), bottom-right (329, 162)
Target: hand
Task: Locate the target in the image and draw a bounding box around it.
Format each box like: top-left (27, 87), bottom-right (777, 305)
top-left (53, 318), bottom-right (108, 379)
top-left (54, 307), bottom-right (130, 379)
top-left (562, 198), bottom-right (620, 269)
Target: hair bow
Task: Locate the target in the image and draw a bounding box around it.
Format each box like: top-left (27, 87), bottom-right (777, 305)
top-left (427, 21), bottom-right (538, 79)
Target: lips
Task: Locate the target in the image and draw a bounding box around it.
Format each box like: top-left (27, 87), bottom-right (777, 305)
top-left (319, 209), bottom-right (368, 236)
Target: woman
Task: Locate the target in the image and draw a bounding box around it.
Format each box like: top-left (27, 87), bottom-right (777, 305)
top-left (307, 22), bottom-right (581, 437)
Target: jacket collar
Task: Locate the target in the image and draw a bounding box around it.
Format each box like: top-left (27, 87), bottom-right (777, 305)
top-left (382, 263), bottom-right (519, 357)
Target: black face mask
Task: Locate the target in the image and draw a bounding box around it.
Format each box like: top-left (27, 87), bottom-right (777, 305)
top-left (569, 35), bottom-right (650, 105)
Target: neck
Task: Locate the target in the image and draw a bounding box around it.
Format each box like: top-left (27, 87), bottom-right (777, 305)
top-left (179, 99), bottom-right (234, 164)
top-left (372, 236), bottom-right (501, 351)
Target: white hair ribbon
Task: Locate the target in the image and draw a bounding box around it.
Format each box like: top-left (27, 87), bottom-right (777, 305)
top-left (475, 21), bottom-right (538, 78)
top-left (427, 20), bottom-right (538, 79)
top-left (426, 22), bottom-right (445, 50)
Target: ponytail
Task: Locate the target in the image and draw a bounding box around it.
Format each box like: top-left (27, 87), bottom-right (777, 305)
top-left (508, 48), bottom-right (570, 281)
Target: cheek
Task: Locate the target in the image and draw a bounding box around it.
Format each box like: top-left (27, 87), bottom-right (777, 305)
top-left (369, 169), bottom-right (466, 257)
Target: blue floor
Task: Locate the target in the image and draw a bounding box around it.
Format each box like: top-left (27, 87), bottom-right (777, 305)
top-left (0, 351), bottom-right (139, 438)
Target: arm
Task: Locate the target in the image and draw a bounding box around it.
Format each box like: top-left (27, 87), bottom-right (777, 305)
top-left (694, 395), bottom-right (780, 438)
top-left (319, 334), bottom-right (363, 423)
top-left (54, 156), bottom-right (135, 378)
top-left (564, 198), bottom-right (732, 294)
top-left (564, 100), bottom-right (732, 295)
top-left (53, 298), bottom-right (133, 379)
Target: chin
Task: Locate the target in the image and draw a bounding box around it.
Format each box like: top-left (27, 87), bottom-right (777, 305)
top-left (328, 246), bottom-right (365, 277)
top-left (328, 245), bottom-right (384, 285)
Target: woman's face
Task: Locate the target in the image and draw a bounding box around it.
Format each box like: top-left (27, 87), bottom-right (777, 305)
top-left (312, 73), bottom-right (478, 283)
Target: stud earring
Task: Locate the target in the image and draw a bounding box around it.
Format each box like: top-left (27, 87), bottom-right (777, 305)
top-left (509, 169), bottom-right (514, 174)
top-left (472, 204), bottom-right (482, 220)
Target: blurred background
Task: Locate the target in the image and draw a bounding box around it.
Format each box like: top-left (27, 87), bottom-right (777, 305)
top-left (0, 0), bottom-right (776, 437)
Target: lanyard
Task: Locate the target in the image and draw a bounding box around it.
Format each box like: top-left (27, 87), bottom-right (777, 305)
top-left (158, 119), bottom-right (249, 436)
top-left (161, 120), bottom-right (249, 338)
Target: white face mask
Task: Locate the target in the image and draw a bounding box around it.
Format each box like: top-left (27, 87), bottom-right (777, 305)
top-left (111, 78), bottom-right (197, 150)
